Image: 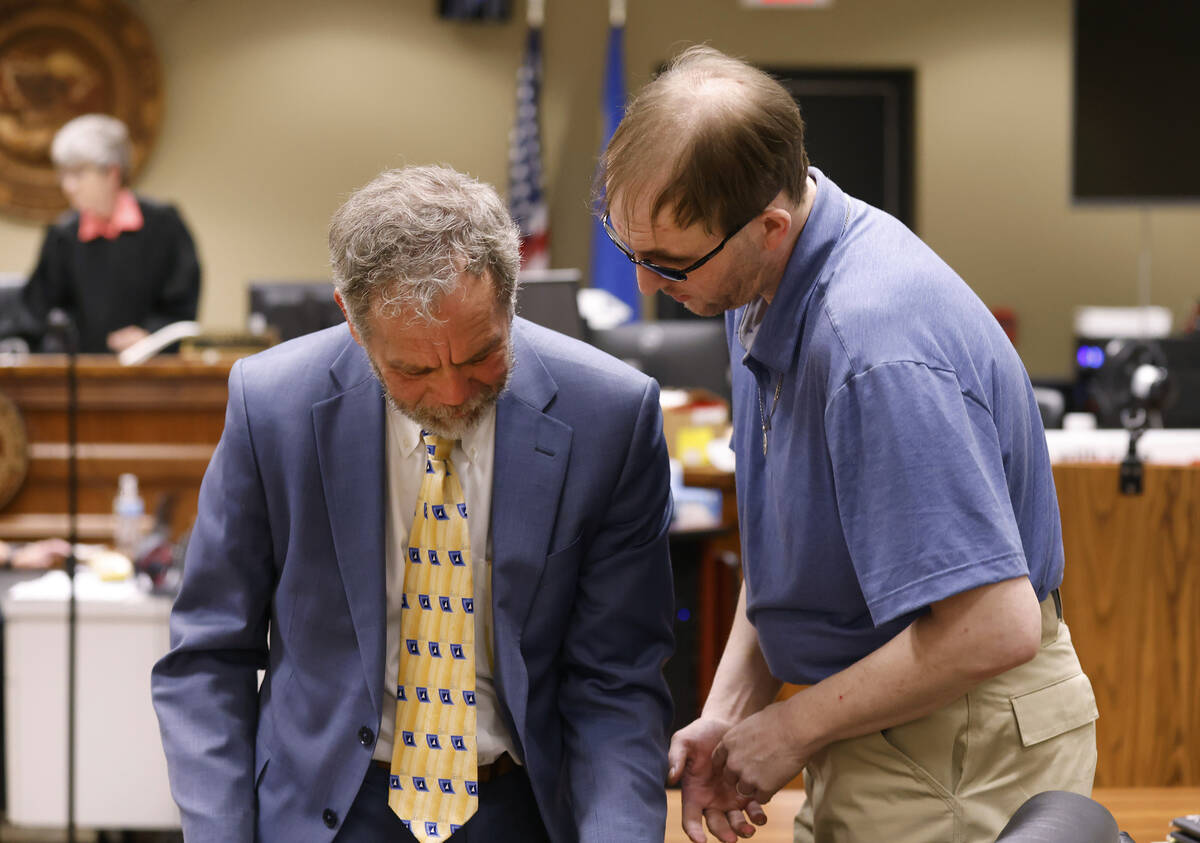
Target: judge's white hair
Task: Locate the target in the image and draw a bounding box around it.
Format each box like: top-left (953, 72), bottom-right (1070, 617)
top-left (51, 114), bottom-right (132, 182)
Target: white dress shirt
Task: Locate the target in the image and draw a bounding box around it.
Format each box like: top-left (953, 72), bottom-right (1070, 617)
top-left (373, 403), bottom-right (520, 765)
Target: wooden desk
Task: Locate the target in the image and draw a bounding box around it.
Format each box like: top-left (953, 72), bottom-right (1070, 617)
top-left (664, 787), bottom-right (1200, 843)
top-left (0, 355), bottom-right (233, 541)
top-left (682, 466), bottom-right (741, 703)
top-left (1055, 463), bottom-right (1200, 787)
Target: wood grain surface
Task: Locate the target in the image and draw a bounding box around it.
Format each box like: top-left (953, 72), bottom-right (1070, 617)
top-left (0, 357), bottom-right (232, 540)
top-left (1055, 464), bottom-right (1200, 787)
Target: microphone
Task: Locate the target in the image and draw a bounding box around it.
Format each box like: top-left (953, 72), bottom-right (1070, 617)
top-left (44, 308), bottom-right (77, 355)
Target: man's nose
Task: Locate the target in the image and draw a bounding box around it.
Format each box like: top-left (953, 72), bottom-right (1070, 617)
top-left (430, 368), bottom-right (472, 405)
top-left (635, 265), bottom-right (669, 296)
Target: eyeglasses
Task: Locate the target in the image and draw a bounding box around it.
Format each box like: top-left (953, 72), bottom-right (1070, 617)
top-left (601, 212), bottom-right (754, 283)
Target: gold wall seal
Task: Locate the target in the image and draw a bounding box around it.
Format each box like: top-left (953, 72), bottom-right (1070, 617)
top-left (0, 0), bottom-right (162, 222)
top-left (0, 389), bottom-right (27, 509)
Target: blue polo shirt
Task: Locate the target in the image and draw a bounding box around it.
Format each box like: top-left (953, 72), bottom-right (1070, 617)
top-left (726, 169), bottom-right (1064, 685)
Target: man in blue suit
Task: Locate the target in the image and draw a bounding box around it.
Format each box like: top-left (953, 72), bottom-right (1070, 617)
top-left (151, 165), bottom-right (675, 842)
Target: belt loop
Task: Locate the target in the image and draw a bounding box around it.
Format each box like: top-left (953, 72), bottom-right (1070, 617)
top-left (1039, 589), bottom-right (1061, 647)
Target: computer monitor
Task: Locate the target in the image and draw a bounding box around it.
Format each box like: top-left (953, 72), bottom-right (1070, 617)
top-left (1161, 337), bottom-right (1200, 428)
top-left (589, 318), bottom-right (730, 401)
top-left (247, 281), bottom-right (343, 343)
top-left (515, 269), bottom-right (585, 342)
top-left (0, 274), bottom-right (23, 332)
top-left (1075, 335), bottom-right (1200, 428)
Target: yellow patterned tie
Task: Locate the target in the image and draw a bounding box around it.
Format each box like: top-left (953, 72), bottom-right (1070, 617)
top-left (389, 432), bottom-right (477, 841)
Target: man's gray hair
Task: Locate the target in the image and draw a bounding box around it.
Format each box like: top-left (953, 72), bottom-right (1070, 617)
top-left (50, 114), bottom-right (132, 182)
top-left (329, 165), bottom-right (521, 331)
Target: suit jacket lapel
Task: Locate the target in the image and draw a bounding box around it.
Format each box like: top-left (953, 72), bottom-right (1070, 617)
top-left (312, 336), bottom-right (388, 719)
top-left (490, 322), bottom-right (572, 735)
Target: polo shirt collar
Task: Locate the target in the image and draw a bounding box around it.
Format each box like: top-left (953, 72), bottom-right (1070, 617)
top-left (741, 167), bottom-right (847, 373)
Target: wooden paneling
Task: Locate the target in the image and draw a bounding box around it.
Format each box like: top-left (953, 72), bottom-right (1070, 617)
top-left (1055, 463), bottom-right (1200, 787)
top-left (0, 355), bottom-right (234, 541)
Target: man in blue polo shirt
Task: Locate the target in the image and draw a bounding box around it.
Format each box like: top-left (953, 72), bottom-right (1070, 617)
top-left (598, 46), bottom-right (1098, 843)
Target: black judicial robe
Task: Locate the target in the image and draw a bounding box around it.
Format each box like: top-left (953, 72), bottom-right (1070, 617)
top-left (16, 197), bottom-right (201, 354)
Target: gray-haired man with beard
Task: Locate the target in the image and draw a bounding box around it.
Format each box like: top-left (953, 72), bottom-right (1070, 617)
top-left (152, 165), bottom-right (674, 843)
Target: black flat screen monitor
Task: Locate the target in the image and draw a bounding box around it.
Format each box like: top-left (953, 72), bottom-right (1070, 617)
top-left (516, 271), bottom-right (585, 342)
top-left (589, 319), bottom-right (730, 401)
top-left (1073, 0), bottom-right (1200, 201)
top-left (247, 281), bottom-right (343, 343)
top-left (1161, 337), bottom-right (1200, 428)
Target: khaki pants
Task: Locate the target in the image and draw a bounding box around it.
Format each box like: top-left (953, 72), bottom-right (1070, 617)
top-left (794, 592), bottom-right (1098, 843)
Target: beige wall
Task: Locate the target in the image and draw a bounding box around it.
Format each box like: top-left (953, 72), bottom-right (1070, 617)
top-left (0, 0), bottom-right (1196, 377)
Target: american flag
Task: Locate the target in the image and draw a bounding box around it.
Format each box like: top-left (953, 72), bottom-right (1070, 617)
top-left (508, 25), bottom-right (550, 271)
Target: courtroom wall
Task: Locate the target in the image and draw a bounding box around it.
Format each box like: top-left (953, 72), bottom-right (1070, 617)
top-left (0, 0), bottom-right (1197, 378)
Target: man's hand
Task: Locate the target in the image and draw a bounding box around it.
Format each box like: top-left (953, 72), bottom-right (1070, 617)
top-left (11, 538), bottom-right (71, 569)
top-left (107, 324), bottom-right (149, 353)
top-left (712, 700), bottom-right (808, 806)
top-left (669, 717), bottom-right (768, 843)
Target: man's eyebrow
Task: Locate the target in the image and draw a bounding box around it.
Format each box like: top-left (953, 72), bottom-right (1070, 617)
top-left (462, 336), bottom-right (503, 363)
top-left (388, 360), bottom-right (433, 374)
top-left (385, 336), bottom-right (503, 373)
top-left (636, 246), bottom-right (694, 265)
top-left (613, 219), bottom-right (694, 265)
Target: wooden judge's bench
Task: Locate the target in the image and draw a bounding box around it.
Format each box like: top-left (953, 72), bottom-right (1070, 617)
top-left (0, 355), bottom-right (234, 544)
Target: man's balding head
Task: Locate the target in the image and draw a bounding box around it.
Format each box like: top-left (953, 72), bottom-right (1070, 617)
top-left (597, 45), bottom-right (809, 237)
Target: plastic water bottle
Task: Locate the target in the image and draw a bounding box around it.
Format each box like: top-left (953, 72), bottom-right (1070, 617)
top-left (113, 472), bottom-right (145, 559)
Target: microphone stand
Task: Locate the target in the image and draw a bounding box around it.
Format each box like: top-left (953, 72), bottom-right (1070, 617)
top-left (47, 311), bottom-right (78, 843)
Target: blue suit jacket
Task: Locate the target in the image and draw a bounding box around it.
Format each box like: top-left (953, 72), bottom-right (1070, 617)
top-left (151, 319), bottom-right (674, 842)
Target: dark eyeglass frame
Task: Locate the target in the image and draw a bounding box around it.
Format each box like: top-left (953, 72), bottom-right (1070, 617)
top-left (601, 212), bottom-right (754, 283)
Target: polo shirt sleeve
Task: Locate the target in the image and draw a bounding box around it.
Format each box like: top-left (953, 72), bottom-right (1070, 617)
top-left (824, 360), bottom-right (1029, 626)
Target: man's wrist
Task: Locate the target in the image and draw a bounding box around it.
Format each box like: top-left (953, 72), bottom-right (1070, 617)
top-left (776, 691), bottom-right (819, 760)
top-left (700, 698), bottom-right (754, 725)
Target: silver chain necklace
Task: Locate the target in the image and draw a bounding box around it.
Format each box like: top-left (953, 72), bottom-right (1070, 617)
top-left (757, 375), bottom-right (784, 456)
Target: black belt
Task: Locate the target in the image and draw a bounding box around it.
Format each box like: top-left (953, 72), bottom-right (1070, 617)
top-left (371, 752), bottom-right (518, 783)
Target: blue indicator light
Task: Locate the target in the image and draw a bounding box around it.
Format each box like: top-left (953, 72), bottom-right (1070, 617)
top-left (1076, 345), bottom-right (1105, 369)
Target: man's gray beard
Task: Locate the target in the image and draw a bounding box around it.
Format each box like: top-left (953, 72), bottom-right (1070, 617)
top-left (370, 345), bottom-right (515, 440)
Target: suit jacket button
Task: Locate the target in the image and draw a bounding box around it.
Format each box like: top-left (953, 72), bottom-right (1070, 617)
top-left (323, 808), bottom-right (338, 828)
top-left (358, 726), bottom-right (374, 746)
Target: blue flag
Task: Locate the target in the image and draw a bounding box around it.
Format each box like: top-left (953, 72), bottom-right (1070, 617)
top-left (590, 23), bottom-right (638, 320)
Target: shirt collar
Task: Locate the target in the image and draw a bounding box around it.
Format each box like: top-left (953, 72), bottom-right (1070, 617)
top-left (78, 189), bottom-right (144, 242)
top-left (389, 402), bottom-right (496, 466)
top-left (738, 167), bottom-right (849, 373)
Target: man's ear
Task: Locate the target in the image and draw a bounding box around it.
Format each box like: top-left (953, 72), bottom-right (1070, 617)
top-left (760, 206), bottom-right (793, 252)
top-left (334, 289), bottom-right (364, 346)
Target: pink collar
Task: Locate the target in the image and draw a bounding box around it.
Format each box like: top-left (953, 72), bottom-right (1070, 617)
top-left (78, 190), bottom-right (144, 242)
